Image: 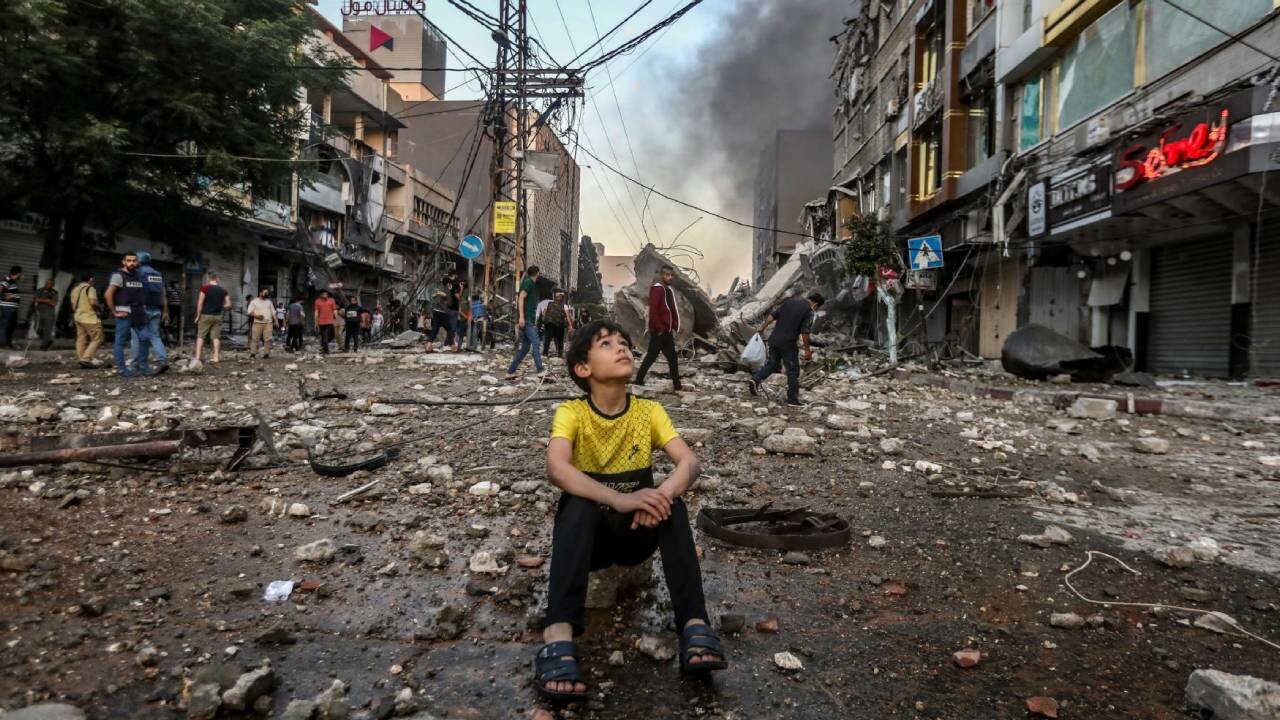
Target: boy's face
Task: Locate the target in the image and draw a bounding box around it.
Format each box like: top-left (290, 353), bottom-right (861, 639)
top-left (574, 329), bottom-right (634, 387)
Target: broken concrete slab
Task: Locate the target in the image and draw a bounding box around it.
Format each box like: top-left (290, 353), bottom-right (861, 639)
top-left (1185, 669), bottom-right (1280, 719)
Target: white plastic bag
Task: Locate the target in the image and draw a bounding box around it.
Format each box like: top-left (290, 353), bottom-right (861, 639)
top-left (740, 333), bottom-right (767, 370)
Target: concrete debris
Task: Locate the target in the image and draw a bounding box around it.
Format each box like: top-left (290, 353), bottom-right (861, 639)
top-left (1154, 546), bottom-right (1197, 569)
top-left (764, 428), bottom-right (817, 455)
top-left (468, 480), bottom-right (500, 496)
top-left (3, 705), bottom-right (88, 720)
top-left (1185, 670), bottom-right (1280, 719)
top-left (612, 245), bottom-right (718, 353)
top-left (1133, 437), bottom-right (1171, 454)
top-left (636, 635), bottom-right (675, 662)
top-left (773, 651), bottom-right (804, 672)
top-left (220, 663), bottom-right (275, 712)
top-left (295, 539), bottom-right (336, 563)
top-left (1001, 323), bottom-right (1130, 383)
top-left (952, 649), bottom-right (981, 668)
top-left (1049, 612), bottom-right (1085, 629)
top-left (1068, 397), bottom-right (1118, 420)
top-left (1018, 525), bottom-right (1073, 548)
top-left (468, 550), bottom-right (508, 574)
top-left (1193, 611), bottom-right (1243, 637)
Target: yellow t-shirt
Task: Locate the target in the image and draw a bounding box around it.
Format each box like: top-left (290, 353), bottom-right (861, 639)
top-left (550, 394), bottom-right (679, 491)
top-left (70, 283), bottom-right (100, 325)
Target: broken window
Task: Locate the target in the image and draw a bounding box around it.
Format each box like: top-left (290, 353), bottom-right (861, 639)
top-left (1143, 0), bottom-right (1270, 82)
top-left (1055, 2), bottom-right (1135, 130)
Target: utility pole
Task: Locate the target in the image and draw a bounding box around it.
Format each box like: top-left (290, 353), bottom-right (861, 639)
top-left (483, 0), bottom-right (581, 317)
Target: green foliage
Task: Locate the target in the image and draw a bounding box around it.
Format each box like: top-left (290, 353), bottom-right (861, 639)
top-left (841, 213), bottom-right (898, 279)
top-left (0, 0), bottom-right (349, 262)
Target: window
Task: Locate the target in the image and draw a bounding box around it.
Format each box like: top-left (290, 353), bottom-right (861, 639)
top-left (1017, 72), bottom-right (1043, 152)
top-left (916, 124), bottom-right (942, 197)
top-left (1056, 2), bottom-right (1136, 130)
top-left (969, 0), bottom-right (996, 33)
top-left (966, 86), bottom-right (995, 169)
top-left (920, 22), bottom-right (943, 85)
top-left (1021, 0), bottom-right (1033, 33)
top-left (1144, 0), bottom-right (1271, 81)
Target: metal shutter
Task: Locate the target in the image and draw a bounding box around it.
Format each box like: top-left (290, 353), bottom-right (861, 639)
top-left (1254, 235), bottom-right (1280, 377)
top-left (0, 222), bottom-right (51, 329)
top-left (1148, 240), bottom-right (1231, 378)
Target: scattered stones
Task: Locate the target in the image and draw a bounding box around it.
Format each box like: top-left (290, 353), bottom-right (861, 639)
top-left (755, 618), bottom-right (779, 634)
top-left (1261, 456), bottom-right (1280, 467)
top-left (867, 535), bottom-right (886, 548)
top-left (1154, 546), bottom-right (1196, 569)
top-left (1018, 525), bottom-right (1073, 548)
top-left (952, 649), bottom-right (981, 668)
top-left (221, 663), bottom-right (276, 712)
top-left (608, 650), bottom-right (626, 667)
top-left (220, 505), bottom-right (248, 524)
top-left (287, 503), bottom-right (312, 518)
top-left (1078, 443), bottom-right (1101, 462)
top-left (186, 682), bottom-right (223, 720)
top-left (1068, 397), bottom-right (1117, 420)
top-left (349, 511), bottom-right (382, 531)
top-left (1025, 696), bottom-right (1060, 718)
top-left (781, 551), bottom-right (810, 565)
top-left (369, 403), bottom-right (402, 417)
top-left (409, 532), bottom-right (449, 568)
top-left (680, 427), bottom-right (713, 444)
top-left (824, 414), bottom-right (862, 431)
top-left (515, 555), bottom-right (544, 569)
top-left (879, 438), bottom-right (904, 455)
top-left (4, 704), bottom-right (88, 720)
top-left (773, 652), bottom-right (804, 671)
top-left (1133, 437), bottom-right (1170, 454)
top-left (313, 679), bottom-right (350, 720)
top-left (1184, 669), bottom-right (1280, 719)
top-left (294, 539), bottom-right (336, 563)
top-left (468, 480), bottom-right (500, 496)
top-left (719, 613), bottom-right (746, 633)
top-left (468, 550), bottom-right (507, 574)
top-left (1179, 587), bottom-right (1215, 603)
top-left (763, 428), bottom-right (817, 456)
top-left (510, 480), bottom-right (542, 494)
top-left (426, 465), bottom-right (453, 483)
top-left (636, 635), bottom-right (674, 662)
top-left (1049, 612), bottom-right (1085, 629)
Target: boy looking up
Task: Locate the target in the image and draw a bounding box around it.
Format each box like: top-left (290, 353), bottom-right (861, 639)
top-left (535, 320), bottom-right (727, 702)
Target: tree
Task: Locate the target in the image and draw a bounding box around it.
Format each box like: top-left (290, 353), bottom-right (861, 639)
top-left (0, 0), bottom-right (346, 272)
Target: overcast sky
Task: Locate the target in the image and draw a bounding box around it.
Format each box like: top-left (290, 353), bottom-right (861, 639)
top-left (316, 0), bottom-right (764, 294)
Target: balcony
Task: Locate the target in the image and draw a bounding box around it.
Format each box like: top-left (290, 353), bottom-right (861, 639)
top-left (386, 159), bottom-right (407, 186)
top-left (299, 173), bottom-right (346, 214)
top-left (912, 75), bottom-right (943, 130)
top-left (309, 113), bottom-right (353, 156)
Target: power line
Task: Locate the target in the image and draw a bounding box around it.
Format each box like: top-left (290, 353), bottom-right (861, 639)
top-left (577, 142), bottom-right (812, 239)
top-left (580, 0), bottom-right (710, 73)
top-left (564, 0), bottom-right (655, 68)
top-left (393, 101), bottom-right (488, 120)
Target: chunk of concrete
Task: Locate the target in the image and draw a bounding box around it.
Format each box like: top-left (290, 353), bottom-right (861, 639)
top-left (1185, 669), bottom-right (1280, 719)
top-left (1068, 397), bottom-right (1118, 420)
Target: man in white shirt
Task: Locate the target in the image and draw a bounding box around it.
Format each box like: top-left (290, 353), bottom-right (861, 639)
top-left (246, 288), bottom-right (276, 359)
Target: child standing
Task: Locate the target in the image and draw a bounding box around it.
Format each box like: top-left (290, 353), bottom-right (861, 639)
top-left (535, 320), bottom-right (727, 702)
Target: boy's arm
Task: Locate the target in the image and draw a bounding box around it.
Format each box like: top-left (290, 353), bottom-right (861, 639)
top-left (547, 437), bottom-right (671, 518)
top-left (657, 437), bottom-right (700, 499)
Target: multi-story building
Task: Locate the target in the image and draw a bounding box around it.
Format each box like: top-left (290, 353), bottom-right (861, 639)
top-left (753, 130), bottom-right (831, 286)
top-left (831, 0), bottom-right (1280, 377)
top-left (524, 123), bottom-right (582, 292)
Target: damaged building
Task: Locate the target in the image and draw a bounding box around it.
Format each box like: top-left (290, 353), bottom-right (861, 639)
top-left (821, 0), bottom-right (1280, 380)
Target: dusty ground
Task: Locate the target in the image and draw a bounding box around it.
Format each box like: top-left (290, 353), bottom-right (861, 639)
top-left (1, 341), bottom-right (1279, 719)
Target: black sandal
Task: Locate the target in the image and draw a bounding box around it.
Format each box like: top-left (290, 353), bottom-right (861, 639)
top-left (533, 640), bottom-right (589, 702)
top-left (678, 623), bottom-right (728, 673)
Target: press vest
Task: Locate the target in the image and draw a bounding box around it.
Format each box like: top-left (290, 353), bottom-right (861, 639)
top-left (118, 270), bottom-right (148, 326)
top-left (139, 264), bottom-right (165, 308)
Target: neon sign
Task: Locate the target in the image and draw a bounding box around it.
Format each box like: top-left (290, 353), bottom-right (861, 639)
top-left (1115, 109), bottom-right (1229, 190)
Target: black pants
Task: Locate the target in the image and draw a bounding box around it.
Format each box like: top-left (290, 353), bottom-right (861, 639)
top-left (319, 324), bottom-right (335, 354)
top-left (635, 331), bottom-right (681, 389)
top-left (343, 320), bottom-right (361, 352)
top-left (542, 323), bottom-right (565, 357)
top-left (0, 306), bottom-right (15, 347)
top-left (752, 344), bottom-right (800, 403)
top-left (286, 324), bottom-right (304, 351)
top-left (427, 311), bottom-right (454, 346)
top-left (545, 494), bottom-right (708, 636)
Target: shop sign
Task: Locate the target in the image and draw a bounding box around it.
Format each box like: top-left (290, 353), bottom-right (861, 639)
top-left (905, 269), bottom-right (937, 291)
top-left (340, 0), bottom-right (425, 16)
top-left (1048, 162), bottom-right (1111, 233)
top-left (1027, 181), bottom-right (1046, 237)
top-left (1115, 109), bottom-right (1229, 191)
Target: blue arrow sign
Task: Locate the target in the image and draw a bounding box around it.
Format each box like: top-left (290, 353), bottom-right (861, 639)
top-left (907, 235), bottom-right (943, 270)
top-left (459, 234), bottom-right (484, 260)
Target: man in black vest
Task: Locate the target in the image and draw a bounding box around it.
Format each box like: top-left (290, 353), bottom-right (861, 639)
top-left (104, 252), bottom-right (156, 378)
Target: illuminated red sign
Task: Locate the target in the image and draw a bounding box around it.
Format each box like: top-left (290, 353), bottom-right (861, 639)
top-left (1114, 109), bottom-right (1229, 190)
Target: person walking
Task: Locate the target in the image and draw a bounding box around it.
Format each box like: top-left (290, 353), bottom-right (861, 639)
top-left (165, 281), bottom-right (183, 344)
top-left (104, 252), bottom-right (155, 377)
top-left (275, 300), bottom-right (287, 340)
top-left (505, 266), bottom-right (544, 380)
top-left (70, 272), bottom-right (104, 368)
top-left (0, 266), bottom-right (23, 348)
top-left (424, 281), bottom-right (454, 352)
top-left (748, 291), bottom-right (825, 406)
top-left (467, 293), bottom-right (489, 351)
top-left (540, 290), bottom-right (572, 358)
top-left (634, 265), bottom-right (683, 391)
top-left (371, 305), bottom-right (384, 341)
top-left (32, 278), bottom-right (58, 351)
top-left (448, 279), bottom-right (463, 351)
top-left (313, 289), bottom-right (337, 355)
top-left (286, 298), bottom-right (305, 352)
top-left (359, 304), bottom-right (373, 344)
top-left (342, 294), bottom-right (365, 353)
top-left (191, 273), bottom-right (231, 367)
top-left (128, 252), bottom-right (169, 374)
top-left (246, 288), bottom-right (275, 359)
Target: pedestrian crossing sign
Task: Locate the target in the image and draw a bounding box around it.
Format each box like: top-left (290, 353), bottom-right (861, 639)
top-left (908, 235), bottom-right (944, 270)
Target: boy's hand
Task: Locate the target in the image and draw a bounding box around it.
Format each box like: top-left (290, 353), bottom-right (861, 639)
top-left (631, 510), bottom-right (663, 530)
top-left (611, 488), bottom-right (671, 520)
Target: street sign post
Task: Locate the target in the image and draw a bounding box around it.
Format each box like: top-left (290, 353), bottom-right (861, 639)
top-left (907, 235), bottom-right (944, 270)
top-left (460, 235), bottom-right (484, 350)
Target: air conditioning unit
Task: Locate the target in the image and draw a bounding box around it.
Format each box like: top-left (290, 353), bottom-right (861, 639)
top-left (384, 252), bottom-right (404, 273)
top-left (885, 98), bottom-right (900, 119)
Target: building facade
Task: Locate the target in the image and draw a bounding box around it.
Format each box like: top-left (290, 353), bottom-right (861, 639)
top-left (753, 130), bottom-right (832, 286)
top-left (831, 0), bottom-right (1280, 377)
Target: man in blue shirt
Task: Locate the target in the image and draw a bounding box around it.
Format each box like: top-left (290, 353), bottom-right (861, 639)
top-left (467, 293), bottom-right (491, 350)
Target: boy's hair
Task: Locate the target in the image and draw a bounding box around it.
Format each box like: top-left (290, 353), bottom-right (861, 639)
top-left (526, 265), bottom-right (540, 277)
top-left (565, 320), bottom-right (633, 393)
top-left (807, 292), bottom-right (826, 306)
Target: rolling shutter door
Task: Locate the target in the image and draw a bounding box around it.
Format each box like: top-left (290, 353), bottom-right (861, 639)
top-left (1148, 240), bottom-right (1231, 377)
top-left (0, 222), bottom-right (49, 327)
top-left (1254, 235), bottom-right (1280, 377)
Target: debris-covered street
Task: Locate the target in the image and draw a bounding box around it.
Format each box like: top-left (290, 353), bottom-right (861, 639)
top-left (2, 346), bottom-right (1279, 719)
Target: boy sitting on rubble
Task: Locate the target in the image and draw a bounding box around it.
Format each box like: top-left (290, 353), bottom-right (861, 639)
top-left (535, 320), bottom-right (728, 702)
